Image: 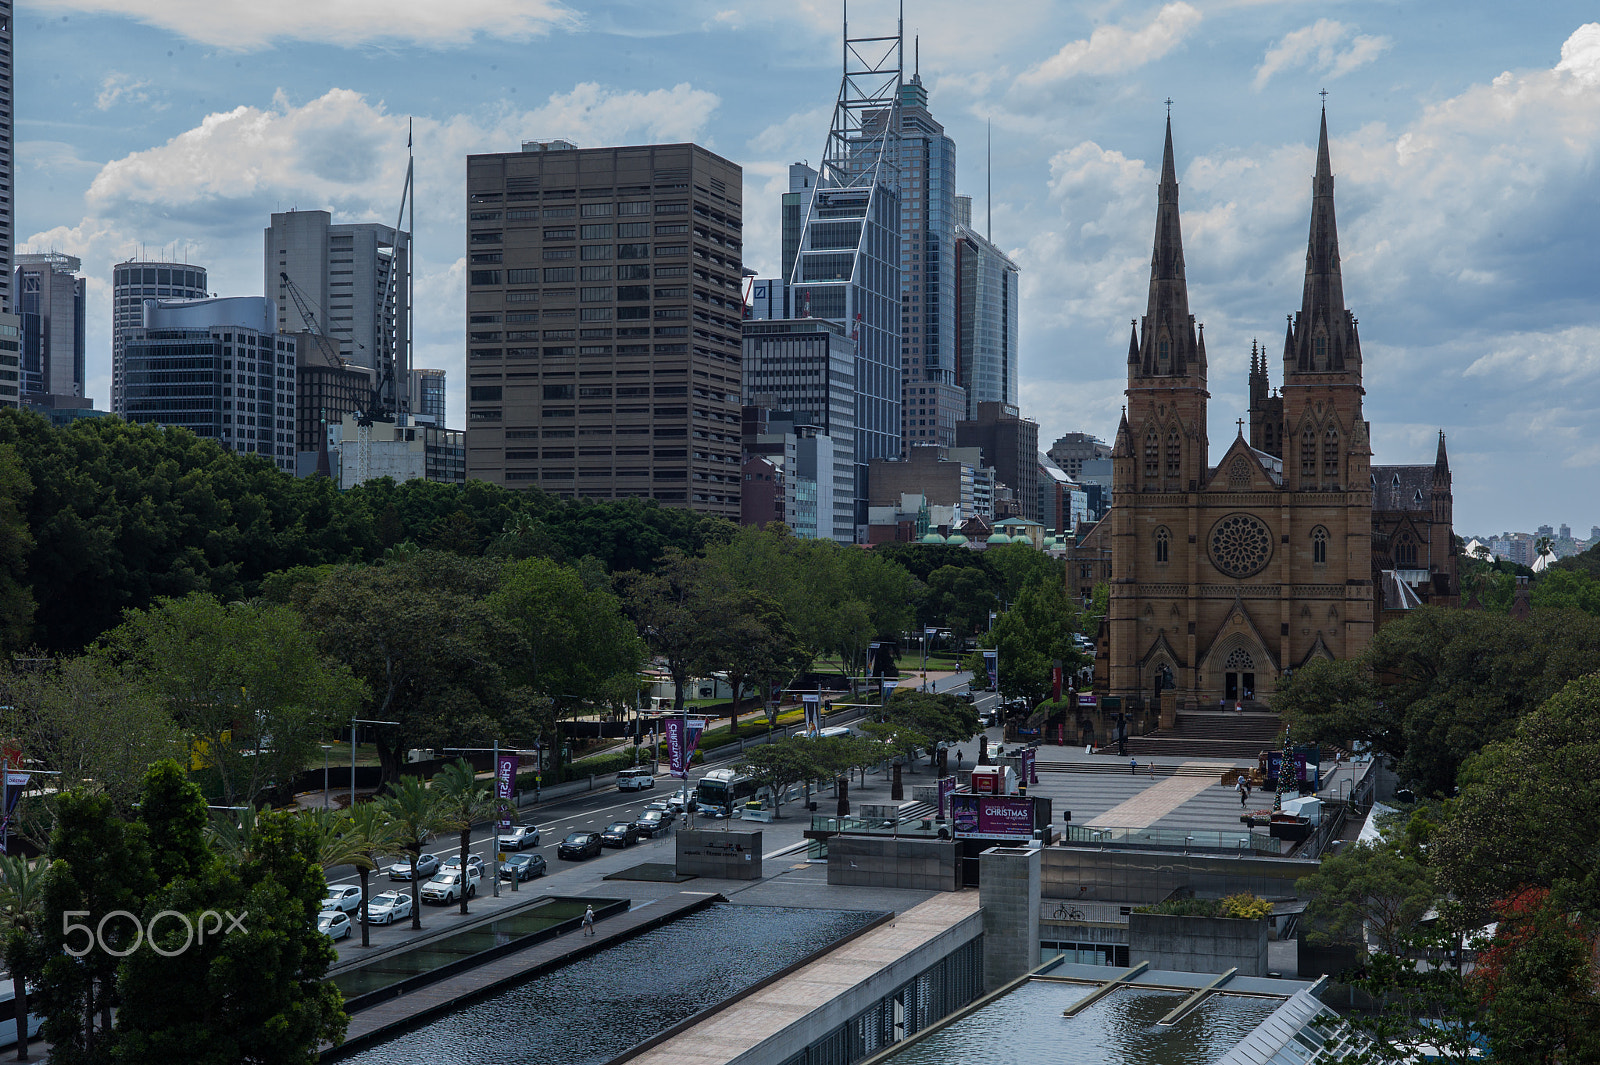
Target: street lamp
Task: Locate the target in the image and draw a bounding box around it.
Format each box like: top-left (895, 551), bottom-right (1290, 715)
top-left (321, 745), bottom-right (333, 810)
top-left (350, 718), bottom-right (401, 810)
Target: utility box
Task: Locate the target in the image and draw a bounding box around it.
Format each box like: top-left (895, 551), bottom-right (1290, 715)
top-left (969, 764), bottom-right (1017, 795)
top-left (676, 829), bottom-right (762, 880)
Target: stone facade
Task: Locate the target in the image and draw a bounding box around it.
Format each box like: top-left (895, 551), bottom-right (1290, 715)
top-left (825, 836), bottom-right (959, 892)
top-left (1128, 912), bottom-right (1270, 976)
top-left (978, 845), bottom-right (1040, 991)
top-left (676, 829), bottom-right (762, 880)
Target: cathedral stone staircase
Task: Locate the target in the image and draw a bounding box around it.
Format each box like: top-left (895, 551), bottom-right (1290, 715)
top-left (1114, 710), bottom-right (1283, 760)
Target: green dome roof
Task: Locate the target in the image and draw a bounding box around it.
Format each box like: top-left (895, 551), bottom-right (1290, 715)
top-left (920, 532), bottom-right (947, 544)
top-left (986, 533), bottom-right (1012, 545)
top-left (946, 533), bottom-right (969, 545)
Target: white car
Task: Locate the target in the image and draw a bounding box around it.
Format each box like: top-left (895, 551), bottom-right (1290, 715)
top-left (317, 910), bottom-right (351, 941)
top-left (321, 884), bottom-right (362, 914)
top-left (440, 854), bottom-right (485, 878)
top-left (365, 890), bottom-right (414, 925)
top-left (420, 867), bottom-right (480, 904)
top-left (616, 768), bottom-right (656, 791)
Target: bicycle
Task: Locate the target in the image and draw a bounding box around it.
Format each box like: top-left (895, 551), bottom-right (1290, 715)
top-left (1051, 904), bottom-right (1086, 922)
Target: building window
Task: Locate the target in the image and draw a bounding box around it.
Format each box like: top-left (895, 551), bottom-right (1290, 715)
top-left (1143, 429), bottom-right (1159, 482)
top-left (1323, 429), bottom-right (1340, 482)
top-left (1312, 526), bottom-right (1328, 565)
top-left (1300, 429), bottom-right (1317, 479)
top-left (1396, 534), bottom-right (1417, 568)
top-left (1155, 526), bottom-right (1170, 564)
top-left (1165, 431), bottom-right (1181, 479)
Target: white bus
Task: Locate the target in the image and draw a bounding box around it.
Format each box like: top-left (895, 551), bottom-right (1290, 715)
top-left (695, 768), bottom-right (758, 815)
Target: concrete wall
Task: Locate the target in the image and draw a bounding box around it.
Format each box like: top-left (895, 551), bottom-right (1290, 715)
top-left (1128, 913), bottom-right (1270, 976)
top-left (979, 845), bottom-right (1040, 990)
top-left (826, 836), bottom-right (959, 891)
top-left (677, 829), bottom-right (763, 880)
top-left (1042, 846), bottom-right (1316, 905)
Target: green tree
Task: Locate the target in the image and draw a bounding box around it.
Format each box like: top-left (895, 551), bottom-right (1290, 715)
top-left (376, 777), bottom-right (448, 931)
top-left (432, 760), bottom-right (495, 916)
top-left (616, 550), bottom-right (735, 717)
top-left (0, 854), bottom-right (46, 1062)
top-left (337, 804), bottom-right (405, 948)
top-left (920, 566), bottom-right (997, 642)
top-left (714, 591), bottom-right (808, 735)
top-left (986, 541), bottom-right (1063, 606)
top-left (735, 739), bottom-right (823, 819)
top-left (137, 759), bottom-right (211, 887)
top-left (97, 594), bottom-right (365, 807)
top-left (1471, 888), bottom-right (1600, 1065)
top-left (872, 691), bottom-right (982, 772)
top-left (1297, 839), bottom-right (1438, 958)
top-left (0, 444), bottom-right (36, 653)
top-left (976, 577), bottom-right (1086, 705)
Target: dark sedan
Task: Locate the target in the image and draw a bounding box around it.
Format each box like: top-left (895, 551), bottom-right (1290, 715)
top-left (635, 810), bottom-right (670, 837)
top-left (557, 831), bottom-right (603, 860)
top-left (600, 820), bottom-right (643, 848)
top-left (500, 853), bottom-right (547, 881)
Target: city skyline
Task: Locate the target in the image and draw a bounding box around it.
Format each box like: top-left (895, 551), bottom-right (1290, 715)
top-left (13, 1), bottom-right (1600, 532)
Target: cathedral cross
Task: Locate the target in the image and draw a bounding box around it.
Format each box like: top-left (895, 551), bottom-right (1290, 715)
top-left (1237, 418), bottom-right (1245, 436)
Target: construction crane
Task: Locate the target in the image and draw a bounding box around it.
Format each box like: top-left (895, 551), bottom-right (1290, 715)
top-left (278, 271), bottom-right (346, 369)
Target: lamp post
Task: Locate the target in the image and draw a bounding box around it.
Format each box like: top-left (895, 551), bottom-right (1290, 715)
top-left (350, 718), bottom-right (401, 810)
top-left (321, 745), bottom-right (333, 809)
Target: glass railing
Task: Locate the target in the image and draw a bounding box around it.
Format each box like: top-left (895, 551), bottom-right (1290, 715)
top-left (1062, 825), bottom-right (1276, 855)
top-left (809, 814), bottom-right (948, 838)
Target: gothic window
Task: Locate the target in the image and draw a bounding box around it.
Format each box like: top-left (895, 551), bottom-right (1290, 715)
top-left (1228, 456), bottom-right (1252, 488)
top-left (1155, 526), bottom-right (1170, 564)
top-left (1165, 431), bottom-right (1182, 478)
top-left (1323, 428), bottom-right (1340, 482)
top-left (1396, 533), bottom-right (1417, 568)
top-left (1157, 335), bottom-right (1170, 366)
top-left (1300, 429), bottom-right (1317, 479)
top-left (1208, 513), bottom-right (1274, 579)
top-left (1314, 332), bottom-right (1329, 370)
top-left (1224, 647), bottom-right (1254, 671)
top-left (1143, 429), bottom-right (1160, 482)
top-left (1312, 526), bottom-right (1329, 565)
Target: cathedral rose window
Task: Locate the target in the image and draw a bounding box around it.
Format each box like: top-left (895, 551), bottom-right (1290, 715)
top-left (1208, 513), bottom-right (1273, 578)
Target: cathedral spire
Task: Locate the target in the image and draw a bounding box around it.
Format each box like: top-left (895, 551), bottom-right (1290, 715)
top-left (1289, 108), bottom-right (1357, 373)
top-left (1434, 430), bottom-right (1450, 477)
top-left (1136, 113), bottom-right (1199, 378)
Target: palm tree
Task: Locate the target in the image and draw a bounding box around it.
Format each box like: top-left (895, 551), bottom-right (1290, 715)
top-left (377, 776), bottom-right (447, 931)
top-left (432, 759), bottom-right (497, 916)
top-left (0, 855), bottom-right (46, 1061)
top-left (206, 804), bottom-right (261, 864)
top-left (340, 804), bottom-right (405, 948)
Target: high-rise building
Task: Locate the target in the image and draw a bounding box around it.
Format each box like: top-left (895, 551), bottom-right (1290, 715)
top-left (291, 330), bottom-right (375, 474)
top-left (788, 12), bottom-right (904, 532)
top-left (954, 220), bottom-right (1019, 418)
top-left (741, 406), bottom-right (838, 541)
top-left (463, 140), bottom-right (744, 518)
top-left (123, 296), bottom-right (297, 473)
top-left (895, 72), bottom-right (965, 454)
top-left (265, 210), bottom-right (409, 417)
top-left (15, 252), bottom-right (86, 399)
top-left (742, 317), bottom-right (857, 542)
top-left (780, 163), bottom-right (816, 283)
top-left (955, 401), bottom-right (1040, 522)
top-left (0, 3), bottom-right (12, 315)
top-left (111, 260), bottom-right (209, 414)
top-left (0, 313), bottom-right (19, 409)
top-left (1047, 432), bottom-right (1113, 480)
top-left (409, 367), bottom-right (446, 424)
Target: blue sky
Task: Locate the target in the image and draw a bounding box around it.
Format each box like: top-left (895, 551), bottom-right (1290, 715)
top-left (17, 1), bottom-right (1600, 536)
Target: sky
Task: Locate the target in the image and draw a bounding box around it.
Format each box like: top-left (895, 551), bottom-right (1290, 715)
top-left (15, 0), bottom-right (1600, 537)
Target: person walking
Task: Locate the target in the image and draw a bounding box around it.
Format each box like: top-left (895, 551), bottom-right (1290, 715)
top-left (1236, 775), bottom-right (1249, 807)
top-left (1130, 757), bottom-right (1137, 775)
top-left (956, 750), bottom-right (964, 770)
top-left (582, 905), bottom-right (595, 936)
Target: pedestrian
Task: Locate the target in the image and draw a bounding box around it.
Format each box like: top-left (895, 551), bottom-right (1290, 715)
top-left (956, 750), bottom-right (964, 770)
top-left (1236, 775), bottom-right (1248, 807)
top-left (1219, 697), bottom-right (1226, 711)
top-left (1130, 757), bottom-right (1137, 775)
top-left (582, 905), bottom-right (595, 936)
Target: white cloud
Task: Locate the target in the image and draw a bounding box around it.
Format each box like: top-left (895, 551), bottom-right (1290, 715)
top-left (1253, 19), bottom-right (1391, 91)
top-left (96, 72), bottom-right (155, 111)
top-left (1462, 325), bottom-right (1600, 384)
top-left (1554, 22), bottom-right (1600, 85)
top-left (1015, 3), bottom-right (1202, 87)
top-left (50, 0), bottom-right (577, 51)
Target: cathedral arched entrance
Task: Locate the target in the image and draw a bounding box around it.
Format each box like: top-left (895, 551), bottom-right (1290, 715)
top-left (1222, 647), bottom-right (1255, 703)
top-left (1199, 625), bottom-right (1279, 708)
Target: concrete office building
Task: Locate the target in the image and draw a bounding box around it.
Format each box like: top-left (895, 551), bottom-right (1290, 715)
top-left (410, 367), bottom-right (446, 424)
top-left (123, 296), bottom-right (297, 473)
top-left (741, 407), bottom-right (837, 541)
top-left (956, 401), bottom-right (1040, 523)
top-left (0, 4), bottom-right (12, 314)
top-left (896, 72), bottom-right (966, 454)
top-left (292, 330), bottom-right (375, 473)
top-left (463, 140), bottom-right (744, 519)
top-left (15, 252), bottom-right (86, 398)
top-left (780, 162), bottom-right (816, 283)
top-left (111, 260), bottom-right (209, 414)
top-left (329, 412), bottom-right (464, 488)
top-left (742, 317), bottom-right (857, 542)
top-left (747, 277), bottom-right (786, 321)
top-left (1046, 431), bottom-right (1112, 480)
top-left (0, 313), bottom-right (18, 409)
top-left (265, 210), bottom-right (409, 417)
top-left (953, 216), bottom-right (1020, 418)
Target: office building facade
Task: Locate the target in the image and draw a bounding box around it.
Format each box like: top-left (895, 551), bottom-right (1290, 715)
top-left (111, 260), bottom-right (209, 414)
top-left (16, 253), bottom-right (86, 399)
top-left (0, 313), bottom-right (18, 409)
top-left (463, 141), bottom-right (744, 518)
top-left (956, 401), bottom-right (1040, 523)
top-left (1047, 431), bottom-right (1112, 480)
top-left (410, 367), bottom-right (446, 424)
top-left (123, 296), bottom-right (297, 473)
top-left (265, 210), bottom-right (409, 416)
top-left (780, 163), bottom-right (817, 283)
top-left (953, 222), bottom-right (1020, 418)
top-left (742, 317), bottom-right (857, 542)
top-left (292, 331), bottom-right (375, 471)
top-left (0, 4), bottom-right (12, 314)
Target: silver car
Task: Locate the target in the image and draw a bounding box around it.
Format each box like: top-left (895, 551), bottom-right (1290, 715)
top-left (497, 824), bottom-right (541, 851)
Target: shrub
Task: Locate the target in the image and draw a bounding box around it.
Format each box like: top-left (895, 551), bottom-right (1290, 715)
top-left (1219, 893), bottom-right (1273, 919)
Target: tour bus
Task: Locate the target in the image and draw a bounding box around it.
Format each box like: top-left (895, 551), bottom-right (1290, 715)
top-left (695, 768), bottom-right (758, 817)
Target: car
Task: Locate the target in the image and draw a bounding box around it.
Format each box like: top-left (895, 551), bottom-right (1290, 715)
top-left (497, 824), bottom-right (541, 851)
top-left (499, 852), bottom-right (547, 881)
top-left (635, 810), bottom-right (670, 837)
top-left (616, 768), bottom-right (656, 791)
top-left (557, 831), bottom-right (603, 860)
top-left (317, 910), bottom-right (351, 941)
top-left (642, 799), bottom-right (676, 822)
top-left (665, 789), bottom-right (695, 812)
top-left (388, 853), bottom-right (440, 881)
top-left (420, 867), bottom-right (480, 904)
top-left (321, 884), bottom-right (362, 914)
top-left (439, 854), bottom-right (486, 878)
top-left (600, 820), bottom-right (644, 848)
top-left (365, 890), bottom-right (414, 926)
top-left (697, 802), bottom-right (731, 820)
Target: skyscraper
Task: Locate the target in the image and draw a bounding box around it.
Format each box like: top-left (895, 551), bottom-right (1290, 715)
top-left (409, 367), bottom-right (446, 424)
top-left (780, 163), bottom-right (816, 283)
top-left (895, 71), bottom-right (965, 454)
top-left (788, 9), bottom-right (904, 532)
top-left (111, 260), bottom-right (209, 414)
top-left (462, 140), bottom-right (744, 518)
top-left (15, 253), bottom-right (85, 398)
top-left (0, 3), bottom-right (12, 315)
top-left (265, 210), bottom-right (409, 417)
top-left (953, 219), bottom-right (1019, 417)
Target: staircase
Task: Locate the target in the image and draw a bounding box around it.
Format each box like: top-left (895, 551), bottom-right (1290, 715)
top-left (1114, 710), bottom-right (1283, 760)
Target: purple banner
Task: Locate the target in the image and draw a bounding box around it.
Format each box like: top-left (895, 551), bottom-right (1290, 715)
top-left (1022, 748), bottom-right (1038, 785)
top-left (937, 775), bottom-right (955, 819)
top-left (982, 650), bottom-right (998, 691)
top-left (496, 752), bottom-right (518, 830)
top-left (665, 718), bottom-right (706, 779)
top-left (950, 794), bottom-right (1035, 840)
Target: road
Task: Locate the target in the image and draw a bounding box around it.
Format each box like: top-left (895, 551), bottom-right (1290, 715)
top-left (325, 672), bottom-right (999, 961)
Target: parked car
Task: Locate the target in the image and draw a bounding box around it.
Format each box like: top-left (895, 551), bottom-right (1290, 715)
top-left (557, 831), bottom-right (603, 860)
top-left (642, 800), bottom-right (676, 823)
top-left (600, 820), bottom-right (643, 848)
top-left (635, 810), bottom-right (670, 837)
top-left (317, 910), bottom-right (351, 941)
top-left (388, 853), bottom-right (440, 881)
top-left (500, 853), bottom-right (547, 881)
top-left (616, 768), bottom-right (656, 791)
top-left (497, 824), bottom-right (541, 851)
top-left (321, 885), bottom-right (362, 914)
top-left (420, 867), bottom-right (480, 904)
top-left (365, 890), bottom-right (414, 926)
top-left (440, 854), bottom-right (486, 878)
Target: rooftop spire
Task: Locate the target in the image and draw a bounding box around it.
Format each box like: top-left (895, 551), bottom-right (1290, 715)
top-left (1288, 106), bottom-right (1357, 373)
top-left (1135, 111), bottom-right (1199, 378)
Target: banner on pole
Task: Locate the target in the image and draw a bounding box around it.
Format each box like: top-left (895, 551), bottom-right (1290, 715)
top-left (937, 775), bottom-right (955, 819)
top-left (0, 771), bottom-right (26, 854)
top-left (1021, 747), bottom-right (1038, 785)
top-left (881, 679), bottom-right (898, 705)
top-left (666, 718), bottom-right (707, 778)
top-left (801, 693), bottom-right (821, 735)
top-left (496, 752), bottom-right (518, 830)
top-left (982, 650), bottom-right (998, 691)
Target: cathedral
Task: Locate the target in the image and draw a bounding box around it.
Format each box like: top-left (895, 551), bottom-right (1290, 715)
top-left (1079, 110), bottom-right (1457, 724)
